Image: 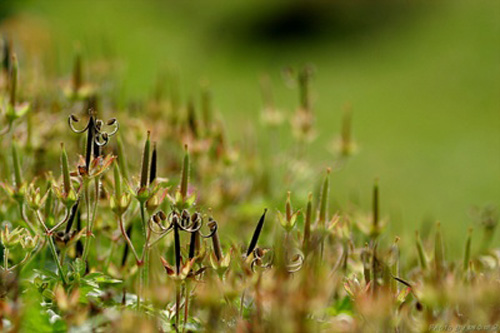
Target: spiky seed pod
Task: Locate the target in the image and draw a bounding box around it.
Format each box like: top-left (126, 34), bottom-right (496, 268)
top-left (60, 143), bottom-right (71, 195)
top-left (246, 209), bottom-right (267, 258)
top-left (318, 168), bottom-right (330, 227)
top-left (11, 141), bottom-right (22, 188)
top-left (113, 162), bottom-right (122, 198)
top-left (9, 54), bottom-right (17, 107)
top-left (434, 223), bottom-right (445, 280)
top-left (172, 214), bottom-right (182, 275)
top-left (285, 191), bottom-right (292, 222)
top-left (463, 228), bottom-right (472, 272)
top-left (180, 144), bottom-right (190, 199)
top-left (84, 115), bottom-right (95, 170)
top-left (415, 231), bottom-right (428, 271)
top-left (149, 142), bottom-right (157, 185)
top-left (303, 192), bottom-right (313, 252)
top-left (116, 135), bottom-right (129, 181)
top-left (64, 199), bottom-right (80, 235)
top-left (140, 131), bottom-right (151, 188)
top-left (208, 218), bottom-right (222, 262)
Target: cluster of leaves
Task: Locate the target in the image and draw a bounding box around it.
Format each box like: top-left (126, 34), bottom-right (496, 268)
top-left (0, 38), bottom-right (499, 332)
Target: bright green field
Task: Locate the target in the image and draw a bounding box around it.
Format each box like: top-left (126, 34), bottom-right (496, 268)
top-left (4, 0), bottom-right (500, 251)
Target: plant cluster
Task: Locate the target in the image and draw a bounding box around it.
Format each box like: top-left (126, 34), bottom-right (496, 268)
top-left (0, 39), bottom-right (498, 332)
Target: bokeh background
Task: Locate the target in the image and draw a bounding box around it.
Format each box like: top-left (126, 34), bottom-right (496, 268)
top-left (1, 0), bottom-right (499, 251)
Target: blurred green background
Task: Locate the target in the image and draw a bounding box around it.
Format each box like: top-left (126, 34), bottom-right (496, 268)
top-left (2, 0), bottom-right (499, 249)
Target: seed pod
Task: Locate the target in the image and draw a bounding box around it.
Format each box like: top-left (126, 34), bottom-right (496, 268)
top-left (463, 227), bottom-right (472, 272)
top-left (84, 115), bottom-right (95, 170)
top-left (9, 54), bottom-right (17, 107)
top-left (70, 114), bottom-right (79, 123)
top-left (60, 143), bottom-right (71, 195)
top-left (149, 142), bottom-right (157, 185)
top-left (113, 162), bottom-right (122, 198)
top-left (180, 144), bottom-right (190, 199)
top-left (318, 168), bottom-right (330, 227)
top-left (303, 192), bottom-right (313, 252)
top-left (415, 231), bottom-right (428, 271)
top-left (11, 141), bottom-right (22, 188)
top-left (152, 214), bottom-right (161, 224)
top-left (208, 218), bottom-right (222, 262)
top-left (158, 210), bottom-right (167, 221)
top-left (107, 118), bottom-right (117, 126)
top-left (172, 214), bottom-right (181, 274)
top-left (285, 191), bottom-right (292, 222)
top-left (139, 131), bottom-right (151, 188)
top-left (116, 135), bottom-right (129, 181)
top-left (246, 209), bottom-right (267, 258)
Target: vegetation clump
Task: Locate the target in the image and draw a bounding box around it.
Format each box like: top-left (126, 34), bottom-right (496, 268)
top-left (0, 39), bottom-right (498, 332)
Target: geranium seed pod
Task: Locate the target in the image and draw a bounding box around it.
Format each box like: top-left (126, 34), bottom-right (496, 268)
top-left (246, 209), bottom-right (267, 257)
top-left (180, 144), bottom-right (190, 199)
top-left (9, 54), bottom-right (18, 107)
top-left (60, 143), bottom-right (71, 195)
top-left (303, 192), bottom-right (313, 252)
top-left (11, 141), bottom-right (22, 188)
top-left (95, 119), bottom-right (103, 130)
top-left (158, 210), bottom-right (167, 221)
top-left (318, 168), bottom-right (330, 227)
top-left (107, 118), bottom-right (117, 126)
top-left (70, 114), bottom-right (79, 123)
top-left (153, 214), bottom-right (161, 224)
top-left (149, 142), bottom-right (157, 185)
top-left (139, 131), bottom-right (151, 188)
top-left (113, 162), bottom-right (122, 198)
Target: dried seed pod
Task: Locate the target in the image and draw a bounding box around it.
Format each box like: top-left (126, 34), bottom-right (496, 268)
top-left (139, 131), bottom-right (151, 188)
top-left (180, 144), bottom-right (190, 199)
top-left (60, 143), bottom-right (71, 195)
top-left (158, 210), bottom-right (167, 221)
top-left (107, 118), bottom-right (117, 126)
top-left (246, 209), bottom-right (267, 258)
top-left (149, 142), bottom-right (157, 185)
top-left (302, 192), bottom-right (313, 253)
top-left (318, 168), bottom-right (330, 227)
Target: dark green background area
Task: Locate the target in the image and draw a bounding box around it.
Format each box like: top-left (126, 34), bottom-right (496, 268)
top-left (3, 0), bottom-right (500, 251)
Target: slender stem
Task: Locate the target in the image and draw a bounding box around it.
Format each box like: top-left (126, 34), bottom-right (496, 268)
top-left (118, 215), bottom-right (140, 263)
top-left (47, 236), bottom-right (68, 285)
top-left (48, 208), bottom-right (70, 234)
top-left (4, 248), bottom-right (9, 270)
top-left (19, 203), bottom-right (36, 234)
top-left (83, 178), bottom-right (99, 261)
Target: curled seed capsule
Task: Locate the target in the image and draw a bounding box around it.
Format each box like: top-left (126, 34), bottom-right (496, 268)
top-left (107, 118), bottom-right (117, 126)
top-left (158, 210), bottom-right (167, 221)
top-left (101, 132), bottom-right (109, 141)
top-left (70, 114), bottom-right (79, 123)
top-left (181, 209), bottom-right (190, 221)
top-left (95, 119), bottom-right (103, 130)
top-left (191, 212), bottom-right (201, 223)
top-left (152, 214), bottom-right (161, 224)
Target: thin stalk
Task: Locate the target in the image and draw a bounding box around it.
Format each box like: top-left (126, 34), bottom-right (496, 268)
top-left (4, 248), bottom-right (9, 270)
top-left (47, 235), bottom-right (68, 285)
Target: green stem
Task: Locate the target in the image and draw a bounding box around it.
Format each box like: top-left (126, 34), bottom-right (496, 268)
top-left (47, 236), bottom-right (68, 285)
top-left (4, 248), bottom-right (9, 270)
